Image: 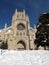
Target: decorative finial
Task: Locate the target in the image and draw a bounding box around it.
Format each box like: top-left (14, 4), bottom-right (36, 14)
top-left (15, 9), bottom-right (17, 14)
top-left (5, 23), bottom-right (7, 28)
top-left (23, 9), bottom-right (25, 13)
top-left (34, 24), bottom-right (36, 29)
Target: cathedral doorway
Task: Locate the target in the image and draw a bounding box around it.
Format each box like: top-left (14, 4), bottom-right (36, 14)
top-left (17, 40), bottom-right (26, 50)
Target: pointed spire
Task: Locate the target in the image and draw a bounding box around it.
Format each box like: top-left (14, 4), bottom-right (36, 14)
top-left (23, 9), bottom-right (25, 14)
top-left (5, 23), bottom-right (7, 28)
top-left (15, 9), bottom-right (17, 14)
top-left (34, 24), bottom-right (36, 29)
top-left (23, 9), bottom-right (25, 17)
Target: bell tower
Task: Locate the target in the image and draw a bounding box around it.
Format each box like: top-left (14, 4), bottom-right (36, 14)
top-left (11, 9), bottom-right (30, 50)
top-left (12, 9), bottom-right (30, 36)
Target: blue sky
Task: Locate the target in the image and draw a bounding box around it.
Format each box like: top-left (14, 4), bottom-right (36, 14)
top-left (0, 0), bottom-right (49, 29)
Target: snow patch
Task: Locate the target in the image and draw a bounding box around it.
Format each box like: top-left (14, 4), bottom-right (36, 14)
top-left (0, 30), bottom-right (2, 32)
top-left (6, 30), bottom-right (11, 34)
top-left (0, 50), bottom-right (49, 65)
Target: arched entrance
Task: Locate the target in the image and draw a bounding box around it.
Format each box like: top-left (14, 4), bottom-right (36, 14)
top-left (17, 40), bottom-right (26, 50)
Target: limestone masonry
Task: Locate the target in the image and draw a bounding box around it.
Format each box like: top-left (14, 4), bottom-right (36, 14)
top-left (0, 9), bottom-right (37, 50)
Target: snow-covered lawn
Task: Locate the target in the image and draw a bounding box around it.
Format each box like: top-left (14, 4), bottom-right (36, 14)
top-left (0, 50), bottom-right (49, 65)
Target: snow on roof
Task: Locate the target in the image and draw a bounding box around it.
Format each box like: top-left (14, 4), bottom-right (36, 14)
top-left (29, 27), bottom-right (34, 31)
top-left (0, 30), bottom-right (2, 32)
top-left (7, 26), bottom-right (11, 30)
top-left (6, 30), bottom-right (11, 34)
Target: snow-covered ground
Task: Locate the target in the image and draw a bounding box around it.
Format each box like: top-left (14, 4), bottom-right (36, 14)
top-left (0, 50), bottom-right (49, 65)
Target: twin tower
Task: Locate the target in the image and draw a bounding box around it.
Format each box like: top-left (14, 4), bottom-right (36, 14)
top-left (0, 9), bottom-right (37, 50)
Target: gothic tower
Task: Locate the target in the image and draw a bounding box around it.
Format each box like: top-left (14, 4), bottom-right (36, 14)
top-left (8, 9), bottom-right (30, 50)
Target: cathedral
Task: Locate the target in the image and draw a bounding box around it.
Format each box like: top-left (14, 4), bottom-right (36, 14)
top-left (0, 9), bottom-right (37, 50)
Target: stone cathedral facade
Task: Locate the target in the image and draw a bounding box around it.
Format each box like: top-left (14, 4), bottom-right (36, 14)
top-left (0, 9), bottom-right (37, 50)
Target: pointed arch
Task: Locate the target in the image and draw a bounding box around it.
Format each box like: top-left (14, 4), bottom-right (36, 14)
top-left (17, 40), bottom-right (26, 50)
